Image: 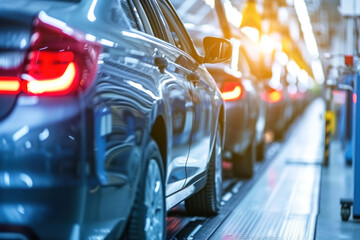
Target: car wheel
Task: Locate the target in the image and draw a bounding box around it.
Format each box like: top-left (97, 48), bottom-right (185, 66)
top-left (256, 140), bottom-right (265, 162)
top-left (232, 141), bottom-right (254, 179)
top-left (124, 138), bottom-right (166, 240)
top-left (185, 125), bottom-right (222, 216)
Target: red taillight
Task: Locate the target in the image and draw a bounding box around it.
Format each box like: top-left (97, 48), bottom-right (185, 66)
top-left (262, 89), bottom-right (283, 103)
top-left (220, 81), bottom-right (243, 101)
top-left (27, 51), bottom-right (75, 80)
top-left (1, 13), bottom-right (102, 96)
top-left (25, 62), bottom-right (77, 95)
top-left (23, 50), bottom-right (78, 95)
top-left (0, 77), bottom-right (21, 94)
top-left (353, 93), bottom-right (357, 104)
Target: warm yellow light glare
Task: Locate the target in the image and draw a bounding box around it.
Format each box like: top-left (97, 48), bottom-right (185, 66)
top-left (276, 51), bottom-right (289, 66)
top-left (230, 39), bottom-right (241, 71)
top-left (269, 91), bottom-right (282, 103)
top-left (224, 0), bottom-right (242, 28)
top-left (241, 27), bottom-right (259, 42)
top-left (278, 7), bottom-right (289, 24)
top-left (286, 60), bottom-right (300, 76)
top-left (275, 42), bottom-right (283, 52)
top-left (240, 0), bottom-right (261, 35)
top-left (260, 35), bottom-right (275, 54)
top-left (298, 69), bottom-right (309, 85)
top-left (204, 0), bottom-right (215, 9)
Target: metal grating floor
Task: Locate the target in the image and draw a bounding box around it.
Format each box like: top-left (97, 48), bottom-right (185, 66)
top-left (209, 100), bottom-right (324, 240)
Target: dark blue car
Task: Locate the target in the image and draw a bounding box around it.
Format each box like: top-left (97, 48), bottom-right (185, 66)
top-left (206, 63), bottom-right (266, 178)
top-left (0, 0), bottom-right (232, 239)
top-left (186, 15), bottom-right (267, 179)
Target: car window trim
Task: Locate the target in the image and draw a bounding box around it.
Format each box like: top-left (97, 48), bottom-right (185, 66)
top-left (139, 0), bottom-right (172, 43)
top-left (129, 0), bottom-right (154, 35)
top-left (156, 0), bottom-right (201, 62)
top-left (125, 0), bottom-right (145, 32)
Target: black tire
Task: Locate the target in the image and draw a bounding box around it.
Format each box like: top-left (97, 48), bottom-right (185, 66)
top-left (124, 138), bottom-right (166, 240)
top-left (341, 206), bottom-right (351, 221)
top-left (256, 140), bottom-right (265, 162)
top-left (232, 141), bottom-right (254, 179)
top-left (185, 125), bottom-right (222, 216)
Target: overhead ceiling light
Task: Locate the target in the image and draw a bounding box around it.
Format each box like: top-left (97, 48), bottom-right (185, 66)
top-left (240, 0), bottom-right (262, 41)
top-left (241, 27), bottom-right (260, 42)
top-left (223, 0), bottom-right (242, 28)
top-left (260, 35), bottom-right (275, 54)
top-left (294, 0), bottom-right (324, 84)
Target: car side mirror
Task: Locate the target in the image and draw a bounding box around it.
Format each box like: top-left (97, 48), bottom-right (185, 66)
top-left (203, 37), bottom-right (232, 64)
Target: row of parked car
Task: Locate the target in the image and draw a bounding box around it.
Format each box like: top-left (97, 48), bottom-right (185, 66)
top-left (185, 3), bottom-right (312, 179)
top-left (0, 0), bottom-right (313, 239)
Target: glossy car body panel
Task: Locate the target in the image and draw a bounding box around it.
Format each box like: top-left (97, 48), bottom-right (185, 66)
top-left (187, 23), bottom-right (265, 158)
top-left (206, 64), bottom-right (258, 155)
top-left (0, 0), bottom-right (225, 239)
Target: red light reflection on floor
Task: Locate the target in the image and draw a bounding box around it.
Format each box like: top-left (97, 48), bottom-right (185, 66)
top-left (268, 168), bottom-right (278, 189)
top-left (222, 234), bottom-right (240, 240)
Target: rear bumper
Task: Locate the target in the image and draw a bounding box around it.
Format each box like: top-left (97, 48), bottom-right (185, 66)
top-left (0, 95), bottom-right (85, 239)
top-left (0, 95), bottom-right (83, 188)
top-left (0, 187), bottom-right (84, 239)
top-left (0, 184), bottom-right (132, 239)
top-left (0, 95), bottom-right (135, 239)
top-left (223, 101), bottom-right (252, 155)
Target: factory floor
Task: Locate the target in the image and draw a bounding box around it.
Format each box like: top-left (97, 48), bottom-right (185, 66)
top-left (210, 99), bottom-right (360, 239)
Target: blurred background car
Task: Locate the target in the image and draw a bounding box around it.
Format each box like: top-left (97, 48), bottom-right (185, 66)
top-left (0, 0), bottom-right (232, 239)
top-left (187, 11), bottom-right (266, 179)
top-left (210, 0), bottom-right (291, 142)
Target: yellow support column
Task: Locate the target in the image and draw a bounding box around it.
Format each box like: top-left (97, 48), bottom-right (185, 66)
top-left (324, 110), bottom-right (335, 166)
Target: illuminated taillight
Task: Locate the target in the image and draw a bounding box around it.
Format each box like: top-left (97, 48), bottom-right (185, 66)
top-left (262, 89), bottom-right (283, 103)
top-left (0, 77), bottom-right (21, 94)
top-left (26, 62), bottom-right (77, 95)
top-left (353, 93), bottom-right (357, 104)
top-left (221, 81), bottom-right (243, 101)
top-left (18, 12), bottom-right (102, 96)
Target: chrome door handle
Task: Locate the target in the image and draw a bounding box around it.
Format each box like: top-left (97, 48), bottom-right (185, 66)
top-left (154, 56), bottom-right (168, 74)
top-left (187, 72), bottom-right (200, 86)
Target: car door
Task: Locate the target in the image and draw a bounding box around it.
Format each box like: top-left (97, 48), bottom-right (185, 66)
top-left (156, 0), bottom-right (215, 187)
top-left (139, 0), bottom-right (195, 197)
top-left (84, 0), bottom-right (193, 232)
